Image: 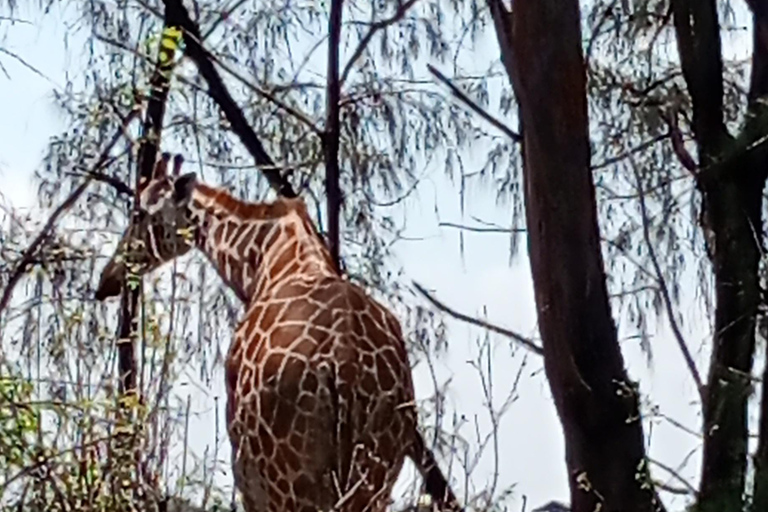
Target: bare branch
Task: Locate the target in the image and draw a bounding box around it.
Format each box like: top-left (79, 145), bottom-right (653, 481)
top-left (427, 64), bottom-right (522, 142)
top-left (654, 481), bottom-right (695, 496)
top-left (413, 281), bottom-right (543, 356)
top-left (340, 0), bottom-right (422, 86)
top-left (0, 111), bottom-right (139, 321)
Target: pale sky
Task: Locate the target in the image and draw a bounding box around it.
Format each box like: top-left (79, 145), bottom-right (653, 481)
top-left (2, 3), bottom-right (760, 512)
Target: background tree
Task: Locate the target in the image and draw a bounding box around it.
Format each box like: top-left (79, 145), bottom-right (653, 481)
top-left (485, 1), bottom-right (768, 511)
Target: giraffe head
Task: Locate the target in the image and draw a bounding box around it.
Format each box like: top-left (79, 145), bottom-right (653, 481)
top-left (95, 152), bottom-right (198, 300)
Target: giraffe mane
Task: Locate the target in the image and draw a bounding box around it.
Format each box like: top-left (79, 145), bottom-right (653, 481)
top-left (194, 183), bottom-right (304, 220)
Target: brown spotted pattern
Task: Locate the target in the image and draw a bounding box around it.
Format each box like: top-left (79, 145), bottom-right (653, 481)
top-left (95, 154), bottom-right (445, 512)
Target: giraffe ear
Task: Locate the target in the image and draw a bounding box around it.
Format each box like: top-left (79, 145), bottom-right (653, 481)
top-left (172, 154), bottom-right (184, 176)
top-left (154, 152), bottom-right (171, 179)
top-left (173, 172), bottom-right (197, 203)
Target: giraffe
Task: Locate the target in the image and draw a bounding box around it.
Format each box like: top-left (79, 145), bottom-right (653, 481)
top-left (95, 153), bottom-right (463, 512)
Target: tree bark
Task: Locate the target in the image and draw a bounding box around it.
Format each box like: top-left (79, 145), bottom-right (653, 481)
top-left (487, 2), bottom-right (663, 511)
top-left (671, 2), bottom-right (768, 510)
top-left (747, 2), bottom-right (768, 509)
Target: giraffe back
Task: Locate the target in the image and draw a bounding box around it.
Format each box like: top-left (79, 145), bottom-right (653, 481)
top-left (227, 274), bottom-right (417, 512)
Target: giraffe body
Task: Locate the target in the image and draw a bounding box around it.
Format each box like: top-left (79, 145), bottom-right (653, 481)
top-left (96, 154), bottom-right (461, 512)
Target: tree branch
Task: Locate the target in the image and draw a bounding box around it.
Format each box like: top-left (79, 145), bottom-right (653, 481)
top-left (178, 64), bottom-right (321, 135)
top-left (340, 0), bottom-right (422, 86)
top-left (412, 281), bottom-right (543, 356)
top-left (648, 457), bottom-right (699, 497)
top-left (0, 112), bottom-right (139, 321)
top-left (113, 14), bottom-right (181, 402)
top-left (591, 133), bottom-right (669, 171)
top-left (631, 162), bottom-right (705, 403)
top-left (661, 107), bottom-right (699, 174)
top-left (670, 0), bottom-right (729, 155)
top-left (439, 221), bottom-right (525, 234)
top-left (324, 0), bottom-right (344, 271)
top-left (66, 170), bottom-right (134, 197)
top-left (162, 0), bottom-right (297, 197)
top-left (428, 64), bottom-right (521, 142)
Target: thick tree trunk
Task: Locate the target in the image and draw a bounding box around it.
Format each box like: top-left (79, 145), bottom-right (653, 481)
top-left (487, 2), bottom-right (663, 511)
top-left (671, 2), bottom-right (768, 510)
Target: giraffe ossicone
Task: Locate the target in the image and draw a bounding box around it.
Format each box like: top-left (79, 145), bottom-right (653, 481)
top-left (96, 153), bottom-right (463, 512)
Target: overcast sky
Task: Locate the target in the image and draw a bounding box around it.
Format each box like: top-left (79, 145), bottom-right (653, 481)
top-left (2, 3), bottom-right (762, 511)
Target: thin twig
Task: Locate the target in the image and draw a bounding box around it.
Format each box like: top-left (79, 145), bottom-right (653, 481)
top-left (439, 222), bottom-right (525, 234)
top-left (591, 134), bottom-right (669, 171)
top-left (0, 112), bottom-right (139, 321)
top-left (632, 162), bottom-right (705, 403)
top-left (413, 281), bottom-right (543, 356)
top-left (648, 457), bottom-right (699, 497)
top-left (654, 480), bottom-right (695, 496)
top-left (340, 0), bottom-right (422, 86)
top-left (427, 64), bottom-right (522, 142)
top-left (0, 47), bottom-right (56, 85)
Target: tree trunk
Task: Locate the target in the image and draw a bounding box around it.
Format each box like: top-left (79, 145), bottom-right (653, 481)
top-left (671, 2), bottom-right (768, 510)
top-left (487, 2), bottom-right (663, 511)
top-left (747, 4), bottom-right (768, 510)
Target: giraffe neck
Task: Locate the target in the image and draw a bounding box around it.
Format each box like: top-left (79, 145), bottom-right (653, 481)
top-left (188, 183), bottom-right (338, 302)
